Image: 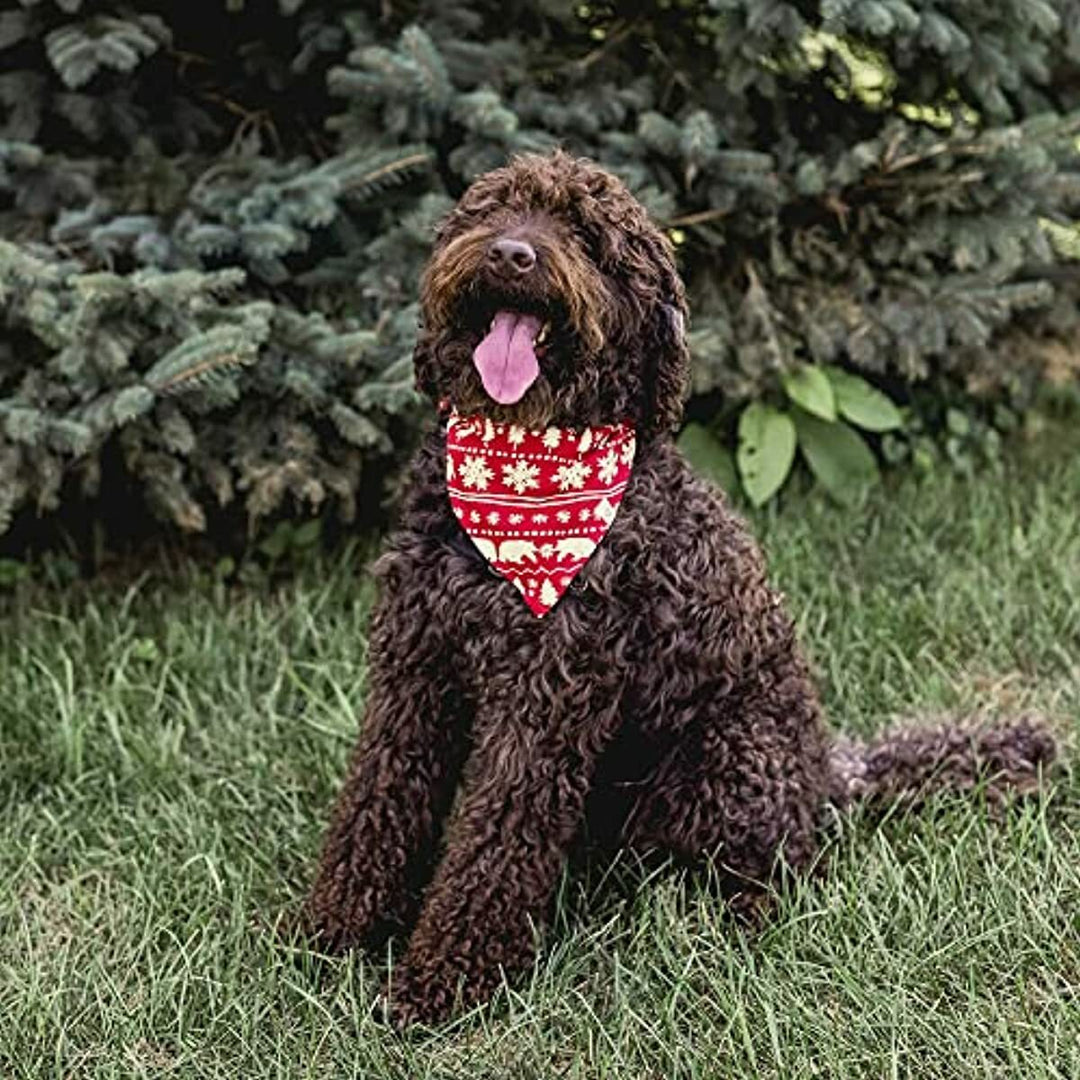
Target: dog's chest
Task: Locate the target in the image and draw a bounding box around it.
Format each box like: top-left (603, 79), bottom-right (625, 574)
top-left (389, 437), bottom-right (691, 694)
top-left (433, 523), bottom-right (632, 684)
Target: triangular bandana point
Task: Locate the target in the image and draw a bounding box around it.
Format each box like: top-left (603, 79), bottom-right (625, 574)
top-left (445, 411), bottom-right (637, 617)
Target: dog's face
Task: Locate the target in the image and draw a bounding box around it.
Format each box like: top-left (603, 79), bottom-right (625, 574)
top-left (414, 151), bottom-right (689, 436)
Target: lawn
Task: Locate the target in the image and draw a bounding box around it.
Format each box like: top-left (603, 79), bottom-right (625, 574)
top-left (1, 427), bottom-right (1078, 1079)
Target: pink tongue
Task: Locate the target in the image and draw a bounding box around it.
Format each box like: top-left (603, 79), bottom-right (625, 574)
top-left (473, 310), bottom-right (542, 404)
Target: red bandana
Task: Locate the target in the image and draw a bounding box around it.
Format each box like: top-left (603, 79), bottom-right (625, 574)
top-left (445, 411), bottom-right (637, 617)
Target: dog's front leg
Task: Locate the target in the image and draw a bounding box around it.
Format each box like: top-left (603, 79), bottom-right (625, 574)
top-left (303, 576), bottom-right (468, 952)
top-left (383, 694), bottom-right (621, 1027)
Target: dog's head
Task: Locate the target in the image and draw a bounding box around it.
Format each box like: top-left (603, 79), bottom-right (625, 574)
top-left (414, 150), bottom-right (689, 436)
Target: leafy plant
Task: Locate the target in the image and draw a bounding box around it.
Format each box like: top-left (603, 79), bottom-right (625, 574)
top-left (689, 365), bottom-right (906, 506)
top-left (736, 404), bottom-right (797, 506)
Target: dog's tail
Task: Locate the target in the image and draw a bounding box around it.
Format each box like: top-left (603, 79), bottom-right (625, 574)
top-left (827, 713), bottom-right (1057, 810)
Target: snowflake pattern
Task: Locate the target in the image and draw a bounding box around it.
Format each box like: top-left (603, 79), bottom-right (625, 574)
top-left (445, 411), bottom-right (635, 617)
top-left (501, 458), bottom-right (541, 495)
top-left (459, 454), bottom-right (494, 490)
top-left (553, 460), bottom-right (592, 491)
top-left (597, 449), bottom-right (619, 484)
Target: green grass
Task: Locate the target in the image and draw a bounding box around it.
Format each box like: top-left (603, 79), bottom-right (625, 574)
top-left (1, 431), bottom-right (1078, 1079)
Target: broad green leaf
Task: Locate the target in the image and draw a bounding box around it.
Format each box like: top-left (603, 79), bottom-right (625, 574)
top-left (782, 364), bottom-right (836, 421)
top-left (793, 409), bottom-right (879, 504)
top-left (677, 422), bottom-right (736, 492)
top-left (258, 522), bottom-right (292, 560)
top-left (826, 367), bottom-right (903, 432)
top-left (946, 407), bottom-right (971, 436)
top-left (736, 403), bottom-right (796, 506)
top-left (291, 519), bottom-right (322, 548)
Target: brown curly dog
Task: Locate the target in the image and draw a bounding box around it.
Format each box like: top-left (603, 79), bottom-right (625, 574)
top-left (303, 149), bottom-right (1056, 1027)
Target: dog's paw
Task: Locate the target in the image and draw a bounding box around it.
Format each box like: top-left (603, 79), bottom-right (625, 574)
top-left (287, 899), bottom-right (362, 957)
top-left (380, 964), bottom-right (466, 1030)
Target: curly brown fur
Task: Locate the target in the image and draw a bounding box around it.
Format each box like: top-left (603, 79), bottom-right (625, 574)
top-left (828, 712), bottom-right (1056, 809)
top-left (302, 150), bottom-right (1057, 1028)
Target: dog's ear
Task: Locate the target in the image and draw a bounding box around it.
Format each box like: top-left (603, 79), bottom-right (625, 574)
top-left (412, 326), bottom-right (440, 405)
top-left (641, 298), bottom-right (690, 437)
top-left (608, 220), bottom-right (691, 438)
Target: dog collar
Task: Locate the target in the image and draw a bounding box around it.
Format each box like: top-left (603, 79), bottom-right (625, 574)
top-left (445, 411), bottom-right (637, 616)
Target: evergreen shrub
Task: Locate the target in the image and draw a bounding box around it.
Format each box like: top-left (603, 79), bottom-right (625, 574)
top-left (1, 0), bottom-right (1077, 547)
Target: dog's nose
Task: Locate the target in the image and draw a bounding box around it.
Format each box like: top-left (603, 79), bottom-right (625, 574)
top-left (488, 238), bottom-right (537, 275)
